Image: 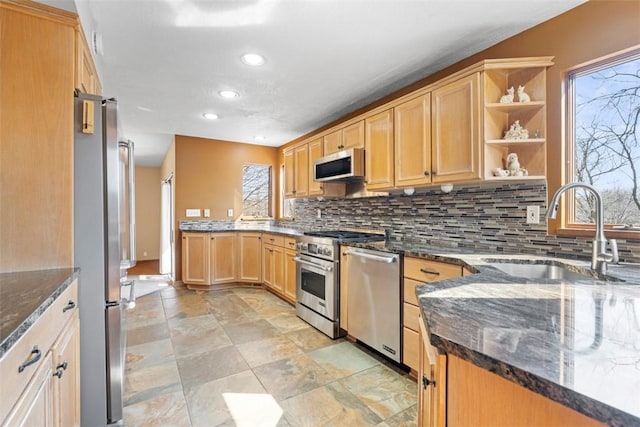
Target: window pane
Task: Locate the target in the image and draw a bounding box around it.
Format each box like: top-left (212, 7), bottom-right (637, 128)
top-left (571, 54), bottom-right (640, 227)
top-left (242, 165), bottom-right (271, 217)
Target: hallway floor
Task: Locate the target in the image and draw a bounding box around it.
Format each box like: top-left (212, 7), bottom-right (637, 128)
top-left (123, 282), bottom-right (417, 426)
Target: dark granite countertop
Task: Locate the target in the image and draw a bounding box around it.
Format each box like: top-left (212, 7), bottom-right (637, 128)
top-left (179, 220), bottom-right (303, 237)
top-left (0, 268), bottom-right (79, 358)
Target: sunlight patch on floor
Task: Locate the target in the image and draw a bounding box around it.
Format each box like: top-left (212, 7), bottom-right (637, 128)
top-left (223, 392), bottom-right (284, 427)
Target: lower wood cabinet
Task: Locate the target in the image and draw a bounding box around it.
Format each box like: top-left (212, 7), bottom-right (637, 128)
top-left (417, 316), bottom-right (605, 427)
top-left (403, 257), bottom-right (463, 372)
top-left (284, 247), bottom-right (297, 304)
top-left (0, 279), bottom-right (80, 427)
top-left (262, 234), bottom-right (297, 303)
top-left (182, 231), bottom-right (262, 288)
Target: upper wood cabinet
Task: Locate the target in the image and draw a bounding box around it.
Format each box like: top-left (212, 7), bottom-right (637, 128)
top-left (323, 120), bottom-right (365, 155)
top-left (76, 27), bottom-right (101, 95)
top-left (365, 109), bottom-right (395, 190)
top-left (308, 137), bottom-right (324, 196)
top-left (283, 143), bottom-right (308, 198)
top-left (431, 72), bottom-right (481, 183)
top-left (394, 94), bottom-right (432, 187)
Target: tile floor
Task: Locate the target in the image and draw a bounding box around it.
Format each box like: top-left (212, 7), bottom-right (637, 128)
top-left (123, 282), bottom-right (418, 427)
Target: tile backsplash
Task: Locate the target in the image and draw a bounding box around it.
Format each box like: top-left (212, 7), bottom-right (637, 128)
top-left (283, 181), bottom-right (640, 263)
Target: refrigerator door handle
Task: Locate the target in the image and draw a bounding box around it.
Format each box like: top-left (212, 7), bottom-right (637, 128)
top-left (121, 278), bottom-right (136, 309)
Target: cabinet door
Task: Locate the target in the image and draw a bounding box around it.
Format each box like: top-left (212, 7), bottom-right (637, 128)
top-left (262, 244), bottom-right (274, 288)
top-left (339, 250), bottom-right (349, 332)
top-left (272, 245), bottom-right (285, 294)
top-left (432, 73), bottom-right (481, 183)
top-left (283, 148), bottom-right (295, 197)
top-left (293, 144), bottom-right (309, 197)
top-left (238, 233), bottom-right (262, 282)
top-left (365, 109), bottom-right (395, 190)
top-left (284, 249), bottom-right (297, 303)
top-left (52, 314), bottom-right (80, 427)
top-left (182, 232), bottom-right (209, 285)
top-left (395, 94), bottom-right (432, 187)
top-left (308, 138), bottom-right (324, 196)
top-left (418, 317), bottom-right (446, 427)
top-left (342, 120), bottom-right (365, 149)
top-left (3, 351), bottom-right (54, 427)
top-left (210, 233), bottom-right (236, 284)
top-left (323, 129), bottom-right (343, 155)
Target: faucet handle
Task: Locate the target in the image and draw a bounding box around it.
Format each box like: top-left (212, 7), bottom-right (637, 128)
top-left (609, 239), bottom-right (619, 264)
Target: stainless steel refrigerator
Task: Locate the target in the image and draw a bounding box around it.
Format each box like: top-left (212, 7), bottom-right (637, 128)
top-left (74, 92), bottom-right (136, 426)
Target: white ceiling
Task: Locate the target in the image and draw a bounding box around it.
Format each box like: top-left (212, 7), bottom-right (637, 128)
top-left (47, 0), bottom-right (585, 166)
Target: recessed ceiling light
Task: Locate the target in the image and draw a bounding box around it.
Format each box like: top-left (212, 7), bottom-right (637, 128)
top-left (219, 90), bottom-right (239, 99)
top-left (241, 53), bottom-right (265, 66)
top-left (254, 135), bottom-right (266, 141)
top-left (203, 112), bottom-right (218, 120)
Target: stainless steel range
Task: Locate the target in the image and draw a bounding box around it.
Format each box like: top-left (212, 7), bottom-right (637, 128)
top-left (294, 230), bottom-right (385, 338)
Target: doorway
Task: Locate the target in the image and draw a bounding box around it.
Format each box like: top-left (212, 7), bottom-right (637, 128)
top-left (160, 174), bottom-right (174, 279)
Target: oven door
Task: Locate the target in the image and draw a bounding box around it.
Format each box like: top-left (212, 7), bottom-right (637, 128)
top-left (294, 254), bottom-right (336, 320)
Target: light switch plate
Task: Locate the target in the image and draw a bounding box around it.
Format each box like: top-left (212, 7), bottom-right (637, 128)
top-left (186, 209), bottom-right (201, 217)
top-left (526, 206), bottom-right (540, 224)
top-left (227, 209), bottom-right (234, 217)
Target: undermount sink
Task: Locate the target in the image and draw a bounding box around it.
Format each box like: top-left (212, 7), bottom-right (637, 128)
top-left (483, 259), bottom-right (602, 282)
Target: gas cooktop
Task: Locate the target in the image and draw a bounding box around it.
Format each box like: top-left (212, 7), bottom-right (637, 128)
top-left (303, 230), bottom-right (385, 242)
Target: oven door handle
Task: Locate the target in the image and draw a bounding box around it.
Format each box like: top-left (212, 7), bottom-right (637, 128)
top-left (293, 256), bottom-right (333, 272)
top-left (343, 249), bottom-right (397, 263)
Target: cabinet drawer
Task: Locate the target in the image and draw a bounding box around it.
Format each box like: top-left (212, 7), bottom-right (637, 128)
top-left (403, 302), bottom-right (420, 332)
top-left (263, 234), bottom-right (284, 247)
top-left (284, 237), bottom-right (297, 251)
top-left (0, 279), bottom-right (77, 422)
top-left (403, 278), bottom-right (423, 305)
top-left (403, 327), bottom-right (419, 370)
top-left (404, 257), bottom-right (462, 282)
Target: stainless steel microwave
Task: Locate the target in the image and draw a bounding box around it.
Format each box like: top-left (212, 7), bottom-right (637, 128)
top-left (314, 147), bottom-right (365, 182)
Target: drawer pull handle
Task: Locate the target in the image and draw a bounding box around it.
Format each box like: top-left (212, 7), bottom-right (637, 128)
top-left (63, 300), bottom-right (76, 312)
top-left (18, 346), bottom-right (41, 373)
top-left (420, 268), bottom-right (440, 276)
top-left (53, 368), bottom-right (64, 379)
top-left (57, 361), bottom-right (68, 371)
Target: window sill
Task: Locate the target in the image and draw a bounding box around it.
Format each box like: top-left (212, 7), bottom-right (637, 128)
top-left (557, 227), bottom-right (640, 240)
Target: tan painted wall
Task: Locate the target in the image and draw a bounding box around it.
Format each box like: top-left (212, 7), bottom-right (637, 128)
top-left (135, 166), bottom-right (161, 260)
top-left (279, 1), bottom-right (640, 234)
top-left (174, 135), bottom-right (279, 280)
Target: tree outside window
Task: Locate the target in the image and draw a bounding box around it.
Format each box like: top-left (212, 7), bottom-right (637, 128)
top-left (242, 164), bottom-right (271, 218)
top-left (568, 51), bottom-right (640, 230)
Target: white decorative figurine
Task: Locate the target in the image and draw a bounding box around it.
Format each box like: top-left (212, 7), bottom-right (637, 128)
top-left (492, 168), bottom-right (509, 177)
top-left (499, 86), bottom-right (514, 104)
top-left (517, 85), bottom-right (531, 102)
top-left (505, 153), bottom-right (529, 177)
top-left (504, 120), bottom-right (529, 140)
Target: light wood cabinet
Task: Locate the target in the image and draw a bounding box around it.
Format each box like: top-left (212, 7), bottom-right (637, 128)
top-left (76, 27), bottom-right (101, 95)
top-left (0, 1), bottom-right (77, 273)
top-left (283, 144), bottom-right (309, 198)
top-left (394, 94), bottom-right (432, 187)
top-left (238, 232), bottom-right (262, 282)
top-left (403, 257), bottom-right (463, 371)
top-left (182, 232), bottom-right (209, 285)
top-left (418, 317), bottom-right (446, 427)
top-left (323, 121), bottom-right (365, 155)
top-left (262, 233), bottom-right (287, 296)
top-left (308, 138), bottom-right (325, 196)
top-left (209, 233), bottom-right (236, 284)
top-left (365, 109), bottom-right (395, 190)
top-left (431, 72), bottom-right (481, 183)
top-left (482, 58), bottom-right (553, 180)
top-left (284, 246), bottom-right (297, 304)
top-left (1, 279), bottom-right (80, 427)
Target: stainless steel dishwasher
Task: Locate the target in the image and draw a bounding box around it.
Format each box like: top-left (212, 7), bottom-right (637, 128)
top-left (343, 247), bottom-right (401, 362)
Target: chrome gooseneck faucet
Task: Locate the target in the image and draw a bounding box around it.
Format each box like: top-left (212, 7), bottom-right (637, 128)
top-left (547, 182), bottom-right (618, 275)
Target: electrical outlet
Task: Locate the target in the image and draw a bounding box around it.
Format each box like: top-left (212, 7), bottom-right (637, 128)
top-left (227, 209), bottom-right (234, 217)
top-left (143, 251), bottom-right (147, 257)
top-left (204, 209), bottom-right (210, 218)
top-left (186, 209), bottom-right (201, 217)
top-left (316, 209), bottom-right (322, 219)
top-left (526, 205), bottom-right (540, 224)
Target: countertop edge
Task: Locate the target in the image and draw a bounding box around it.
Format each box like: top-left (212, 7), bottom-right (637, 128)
top-left (0, 269), bottom-right (79, 358)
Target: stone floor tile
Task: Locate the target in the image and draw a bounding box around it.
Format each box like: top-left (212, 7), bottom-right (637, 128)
top-left (176, 345), bottom-right (249, 388)
top-left (123, 390), bottom-right (191, 427)
top-left (266, 313), bottom-right (310, 333)
top-left (125, 338), bottom-right (175, 371)
top-left (162, 292), bottom-right (212, 320)
top-left (236, 335), bottom-right (304, 368)
top-left (376, 404), bottom-right (418, 427)
top-left (222, 318), bottom-right (281, 345)
top-left (285, 326), bottom-right (340, 353)
top-left (127, 321), bottom-right (170, 347)
top-left (124, 360), bottom-right (182, 405)
top-left (307, 341), bottom-right (379, 378)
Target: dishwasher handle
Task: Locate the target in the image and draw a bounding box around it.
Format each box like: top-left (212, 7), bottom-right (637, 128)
top-left (343, 249), bottom-right (397, 263)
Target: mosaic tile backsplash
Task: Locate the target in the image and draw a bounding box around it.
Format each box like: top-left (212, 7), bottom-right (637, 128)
top-left (283, 181), bottom-right (640, 263)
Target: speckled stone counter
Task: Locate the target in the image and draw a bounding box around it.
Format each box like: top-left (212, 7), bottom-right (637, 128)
top-left (179, 220), bottom-right (303, 237)
top-left (0, 268), bottom-right (79, 358)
